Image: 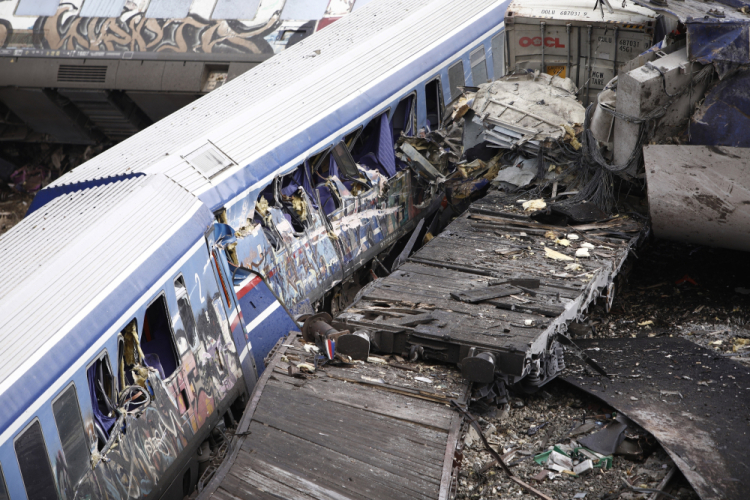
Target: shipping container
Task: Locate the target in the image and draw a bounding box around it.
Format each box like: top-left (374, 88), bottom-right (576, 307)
top-left (504, 0), bottom-right (656, 105)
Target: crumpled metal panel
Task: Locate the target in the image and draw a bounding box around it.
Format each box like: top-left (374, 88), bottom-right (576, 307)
top-left (687, 18), bottom-right (750, 78)
top-left (645, 144), bottom-right (750, 252)
top-left (690, 68), bottom-right (750, 147)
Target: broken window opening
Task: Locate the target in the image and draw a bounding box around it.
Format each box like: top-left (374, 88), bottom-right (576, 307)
top-left (279, 165), bottom-right (315, 233)
top-left (392, 93), bottom-right (417, 140)
top-left (142, 295), bottom-right (181, 380)
top-left (312, 150), bottom-right (344, 216)
top-left (425, 77), bottom-right (444, 130)
top-left (351, 110), bottom-right (399, 179)
top-left (87, 353), bottom-right (117, 451)
top-left (52, 384), bottom-right (89, 488)
top-left (344, 127), bottom-right (363, 151)
top-left (175, 276), bottom-right (200, 350)
top-left (14, 420), bottom-right (58, 500)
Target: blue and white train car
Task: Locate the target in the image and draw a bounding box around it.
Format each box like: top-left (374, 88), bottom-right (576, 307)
top-left (0, 1), bottom-right (512, 499)
top-left (34, 0), bottom-right (512, 319)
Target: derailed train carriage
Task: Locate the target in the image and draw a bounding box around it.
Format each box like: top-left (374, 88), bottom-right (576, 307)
top-left (0, 0), bottom-right (513, 499)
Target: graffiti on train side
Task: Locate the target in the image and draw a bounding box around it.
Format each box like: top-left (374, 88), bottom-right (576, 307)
top-left (234, 170), bottom-right (420, 311)
top-left (20, 4), bottom-right (280, 54)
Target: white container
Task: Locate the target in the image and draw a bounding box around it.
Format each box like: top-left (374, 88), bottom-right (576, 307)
top-left (504, 0), bottom-right (657, 105)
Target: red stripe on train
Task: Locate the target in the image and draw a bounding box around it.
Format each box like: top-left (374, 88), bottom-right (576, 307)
top-left (237, 275), bottom-right (263, 299)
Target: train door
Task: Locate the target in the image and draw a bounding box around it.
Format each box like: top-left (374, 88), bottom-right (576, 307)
top-left (206, 224), bottom-right (258, 395)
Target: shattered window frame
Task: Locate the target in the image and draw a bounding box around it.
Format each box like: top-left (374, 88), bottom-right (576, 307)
top-left (424, 77), bottom-right (444, 129)
top-left (392, 92), bottom-right (418, 139)
top-left (87, 349), bottom-right (117, 451)
top-left (277, 165), bottom-right (316, 234)
top-left (344, 127), bottom-right (363, 151)
top-left (141, 293), bottom-right (182, 381)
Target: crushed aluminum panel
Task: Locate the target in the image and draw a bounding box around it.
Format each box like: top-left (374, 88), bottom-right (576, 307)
top-left (471, 72), bottom-right (585, 148)
top-left (0, 174), bottom-right (212, 389)
top-left (645, 145), bottom-right (750, 252)
top-left (563, 337), bottom-right (750, 500)
top-left (46, 0), bottom-right (511, 210)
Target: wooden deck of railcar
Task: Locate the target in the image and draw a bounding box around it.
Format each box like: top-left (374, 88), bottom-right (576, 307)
top-left (332, 189), bottom-right (646, 380)
top-left (198, 333), bottom-right (468, 500)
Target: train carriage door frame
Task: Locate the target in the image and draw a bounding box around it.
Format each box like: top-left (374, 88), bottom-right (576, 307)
top-left (206, 225), bottom-right (258, 395)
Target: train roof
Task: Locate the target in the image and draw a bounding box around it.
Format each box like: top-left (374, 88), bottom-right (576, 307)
top-left (42, 0), bottom-right (510, 213)
top-left (0, 174), bottom-right (213, 439)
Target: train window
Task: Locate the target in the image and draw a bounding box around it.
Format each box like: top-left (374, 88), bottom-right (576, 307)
top-left (87, 353), bottom-right (117, 449)
top-left (471, 47), bottom-right (489, 85)
top-left (80, 0), bottom-right (127, 18)
top-left (0, 465), bottom-right (8, 500)
top-left (14, 420), bottom-right (58, 500)
top-left (146, 0), bottom-right (191, 19)
top-left (425, 78), bottom-right (444, 130)
top-left (448, 61), bottom-right (466, 101)
top-left (142, 295), bottom-right (181, 380)
top-left (15, 0), bottom-right (59, 16)
top-left (392, 93), bottom-right (417, 139)
top-left (280, 0), bottom-right (328, 20)
top-left (352, 0), bottom-right (375, 11)
top-left (52, 384), bottom-right (89, 487)
top-left (212, 0), bottom-right (260, 20)
top-left (175, 276), bottom-right (199, 350)
top-left (491, 33), bottom-right (506, 80)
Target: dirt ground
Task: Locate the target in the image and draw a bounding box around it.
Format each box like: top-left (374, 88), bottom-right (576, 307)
top-left (455, 238), bottom-right (749, 500)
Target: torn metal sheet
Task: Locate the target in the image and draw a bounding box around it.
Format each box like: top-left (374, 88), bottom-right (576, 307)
top-left (644, 145), bottom-right (750, 252)
top-left (563, 337), bottom-right (750, 500)
top-left (690, 68), bottom-right (750, 147)
top-left (492, 155), bottom-right (540, 188)
top-left (470, 72), bottom-right (585, 153)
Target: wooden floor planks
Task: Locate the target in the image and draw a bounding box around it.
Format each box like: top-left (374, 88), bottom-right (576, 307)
top-left (200, 334), bottom-right (465, 500)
